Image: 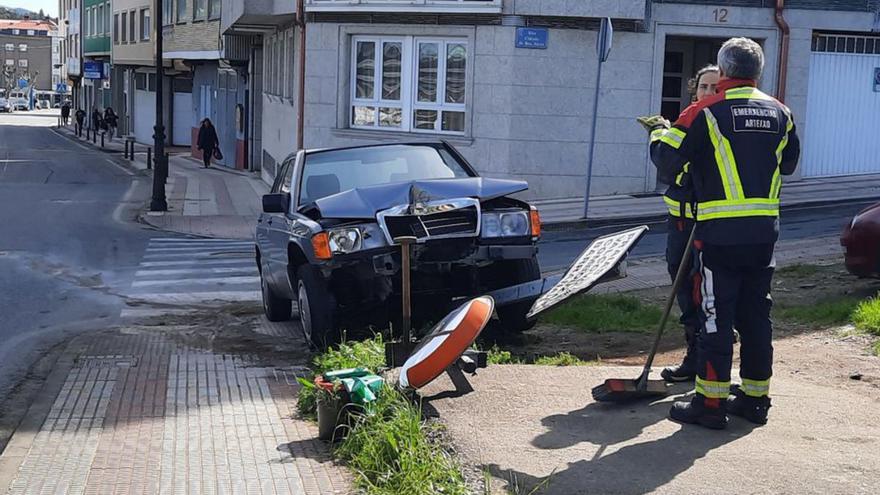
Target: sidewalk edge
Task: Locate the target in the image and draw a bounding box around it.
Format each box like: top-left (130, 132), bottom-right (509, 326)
top-left (0, 345), bottom-right (77, 493)
top-left (542, 196), bottom-right (880, 232)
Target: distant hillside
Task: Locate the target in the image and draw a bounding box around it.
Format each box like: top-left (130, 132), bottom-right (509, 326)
top-left (0, 5), bottom-right (41, 20)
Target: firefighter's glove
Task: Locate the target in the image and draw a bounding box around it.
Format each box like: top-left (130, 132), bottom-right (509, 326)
top-left (637, 115), bottom-right (671, 133)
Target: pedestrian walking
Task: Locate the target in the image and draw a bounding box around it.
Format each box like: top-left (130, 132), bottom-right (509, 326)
top-left (103, 107), bottom-right (118, 140)
top-left (650, 65), bottom-right (720, 384)
top-left (197, 118), bottom-right (220, 168)
top-left (648, 38), bottom-right (800, 429)
top-left (61, 102), bottom-right (71, 126)
top-left (91, 108), bottom-right (102, 132)
top-left (74, 108), bottom-right (86, 134)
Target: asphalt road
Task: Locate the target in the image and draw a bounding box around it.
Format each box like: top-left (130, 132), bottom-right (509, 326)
top-left (0, 111), bottom-right (153, 403)
top-left (536, 201), bottom-right (871, 273)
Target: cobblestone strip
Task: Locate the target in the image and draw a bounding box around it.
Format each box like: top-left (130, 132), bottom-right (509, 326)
top-left (7, 366), bottom-right (117, 495)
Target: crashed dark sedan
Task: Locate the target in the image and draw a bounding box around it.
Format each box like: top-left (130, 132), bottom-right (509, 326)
top-left (255, 142), bottom-right (543, 346)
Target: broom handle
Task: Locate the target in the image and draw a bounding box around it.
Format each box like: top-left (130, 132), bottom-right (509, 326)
top-left (637, 222), bottom-right (698, 389)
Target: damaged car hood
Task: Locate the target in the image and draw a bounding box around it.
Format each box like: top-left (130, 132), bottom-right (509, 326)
top-left (311, 178), bottom-right (528, 219)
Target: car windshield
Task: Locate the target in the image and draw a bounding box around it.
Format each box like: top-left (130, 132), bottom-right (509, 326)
top-left (299, 145), bottom-right (473, 204)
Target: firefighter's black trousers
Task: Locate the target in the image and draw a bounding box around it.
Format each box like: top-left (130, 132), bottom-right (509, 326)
top-left (694, 242), bottom-right (775, 405)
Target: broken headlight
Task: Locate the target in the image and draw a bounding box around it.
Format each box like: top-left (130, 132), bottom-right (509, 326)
top-left (328, 227), bottom-right (363, 254)
top-left (481, 211), bottom-right (530, 238)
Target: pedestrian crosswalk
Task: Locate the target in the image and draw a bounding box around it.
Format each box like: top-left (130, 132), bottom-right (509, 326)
top-left (121, 237), bottom-right (260, 318)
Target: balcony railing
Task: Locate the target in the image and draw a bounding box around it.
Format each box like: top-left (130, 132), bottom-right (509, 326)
top-left (305, 0), bottom-right (502, 14)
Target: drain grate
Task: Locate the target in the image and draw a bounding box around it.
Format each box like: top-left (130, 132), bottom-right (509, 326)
top-left (74, 355), bottom-right (140, 369)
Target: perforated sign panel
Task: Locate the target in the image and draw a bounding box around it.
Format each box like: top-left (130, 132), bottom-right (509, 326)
top-left (527, 226), bottom-right (648, 318)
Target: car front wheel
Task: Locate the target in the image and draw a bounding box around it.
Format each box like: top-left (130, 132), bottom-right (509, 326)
top-left (492, 258), bottom-right (542, 333)
top-left (296, 265), bottom-right (338, 348)
top-left (261, 269), bottom-right (292, 322)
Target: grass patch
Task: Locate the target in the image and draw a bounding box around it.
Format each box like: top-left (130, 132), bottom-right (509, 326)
top-left (533, 352), bottom-right (594, 367)
top-left (296, 336), bottom-right (468, 495)
top-left (486, 345), bottom-right (520, 365)
top-left (853, 297), bottom-right (880, 336)
top-left (336, 386), bottom-right (467, 495)
top-left (775, 297), bottom-right (860, 327)
top-left (543, 294), bottom-right (661, 333)
top-left (776, 264), bottom-right (822, 278)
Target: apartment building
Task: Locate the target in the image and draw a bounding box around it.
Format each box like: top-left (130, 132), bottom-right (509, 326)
top-left (82, 0), bottom-right (111, 111)
top-left (219, 0), bottom-right (880, 200)
top-left (111, 0), bottom-right (156, 139)
top-left (0, 19), bottom-right (55, 92)
top-left (161, 0), bottom-right (240, 165)
top-left (58, 0), bottom-right (82, 105)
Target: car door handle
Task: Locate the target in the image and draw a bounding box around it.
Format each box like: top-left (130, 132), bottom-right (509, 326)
top-left (267, 218), bottom-right (273, 225)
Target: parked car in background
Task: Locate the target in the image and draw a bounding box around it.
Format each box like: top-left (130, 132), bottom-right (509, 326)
top-left (256, 142), bottom-right (543, 347)
top-left (841, 201), bottom-right (880, 277)
top-left (11, 98), bottom-right (28, 111)
top-left (0, 98), bottom-right (13, 113)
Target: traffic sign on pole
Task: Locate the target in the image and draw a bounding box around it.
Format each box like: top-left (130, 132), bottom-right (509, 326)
top-left (583, 18), bottom-right (614, 220)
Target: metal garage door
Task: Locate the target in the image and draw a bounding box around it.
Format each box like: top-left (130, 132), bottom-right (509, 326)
top-left (134, 89), bottom-right (155, 144)
top-left (172, 93), bottom-right (193, 146)
top-left (803, 34), bottom-right (880, 177)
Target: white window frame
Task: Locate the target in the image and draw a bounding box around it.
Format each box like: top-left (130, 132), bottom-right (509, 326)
top-left (350, 36), bottom-right (411, 132)
top-left (141, 9), bottom-right (151, 41)
top-left (18, 44), bottom-right (27, 52)
top-left (348, 35), bottom-right (467, 135)
top-left (4, 44), bottom-right (12, 52)
top-left (18, 59), bottom-right (27, 68)
top-left (411, 38), bottom-right (467, 134)
top-left (4, 59), bottom-right (12, 66)
top-left (97, 4), bottom-right (103, 35)
top-left (105, 2), bottom-right (111, 35)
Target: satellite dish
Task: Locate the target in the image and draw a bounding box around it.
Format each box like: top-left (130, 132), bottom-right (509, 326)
top-left (399, 296), bottom-right (494, 390)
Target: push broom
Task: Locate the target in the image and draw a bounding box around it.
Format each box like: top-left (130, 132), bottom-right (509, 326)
top-left (591, 222), bottom-right (698, 402)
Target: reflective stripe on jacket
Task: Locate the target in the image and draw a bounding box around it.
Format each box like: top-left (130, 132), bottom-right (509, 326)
top-left (650, 79), bottom-right (801, 245)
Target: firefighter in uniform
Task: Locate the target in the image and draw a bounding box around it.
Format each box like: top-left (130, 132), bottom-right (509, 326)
top-left (649, 38), bottom-right (800, 429)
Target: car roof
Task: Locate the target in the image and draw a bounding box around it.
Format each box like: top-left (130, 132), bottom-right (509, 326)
top-left (304, 141), bottom-right (447, 155)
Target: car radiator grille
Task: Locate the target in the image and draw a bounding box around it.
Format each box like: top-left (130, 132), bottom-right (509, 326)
top-left (383, 206), bottom-right (479, 241)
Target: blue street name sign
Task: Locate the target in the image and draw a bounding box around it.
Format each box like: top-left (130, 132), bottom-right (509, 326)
top-left (515, 27), bottom-right (549, 49)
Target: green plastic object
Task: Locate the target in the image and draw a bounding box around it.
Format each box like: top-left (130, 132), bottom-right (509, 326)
top-left (323, 368), bottom-right (371, 381)
top-left (340, 375), bottom-right (385, 406)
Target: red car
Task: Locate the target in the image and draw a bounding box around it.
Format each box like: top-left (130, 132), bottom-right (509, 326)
top-left (841, 202), bottom-right (880, 277)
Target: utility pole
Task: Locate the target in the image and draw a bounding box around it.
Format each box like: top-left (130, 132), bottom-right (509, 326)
top-left (150, 0), bottom-right (167, 211)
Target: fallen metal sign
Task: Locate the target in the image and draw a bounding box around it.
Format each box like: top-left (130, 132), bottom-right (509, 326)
top-left (527, 226), bottom-right (648, 318)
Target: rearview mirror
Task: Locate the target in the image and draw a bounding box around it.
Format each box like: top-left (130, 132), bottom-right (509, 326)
top-left (262, 193), bottom-right (290, 214)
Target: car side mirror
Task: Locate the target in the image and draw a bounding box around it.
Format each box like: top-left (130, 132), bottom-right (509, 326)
top-left (262, 193), bottom-right (290, 214)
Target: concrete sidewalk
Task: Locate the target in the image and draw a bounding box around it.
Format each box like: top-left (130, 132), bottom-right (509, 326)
top-left (536, 174), bottom-right (880, 226)
top-left (54, 124), bottom-right (268, 239)
top-left (0, 313), bottom-right (351, 495)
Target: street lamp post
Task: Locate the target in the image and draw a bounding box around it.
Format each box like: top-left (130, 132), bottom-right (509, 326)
top-left (150, 0), bottom-right (168, 211)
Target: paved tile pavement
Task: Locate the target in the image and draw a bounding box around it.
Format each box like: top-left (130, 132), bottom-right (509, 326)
top-left (1, 327), bottom-right (347, 495)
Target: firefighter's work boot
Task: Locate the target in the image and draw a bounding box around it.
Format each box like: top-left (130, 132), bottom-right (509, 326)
top-left (727, 384), bottom-right (771, 425)
top-left (661, 326), bottom-right (698, 382)
top-left (669, 397), bottom-right (728, 430)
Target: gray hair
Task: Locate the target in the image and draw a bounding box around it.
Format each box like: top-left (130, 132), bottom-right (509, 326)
top-left (718, 37), bottom-right (764, 80)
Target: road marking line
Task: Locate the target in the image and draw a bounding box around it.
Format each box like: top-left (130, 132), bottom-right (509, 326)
top-left (131, 276), bottom-right (260, 288)
top-left (149, 237), bottom-right (253, 243)
top-left (119, 308), bottom-right (198, 318)
top-left (137, 259), bottom-right (253, 268)
top-left (135, 267), bottom-right (257, 277)
top-left (145, 244), bottom-right (253, 253)
top-left (142, 251), bottom-right (252, 260)
top-left (126, 291), bottom-right (262, 304)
